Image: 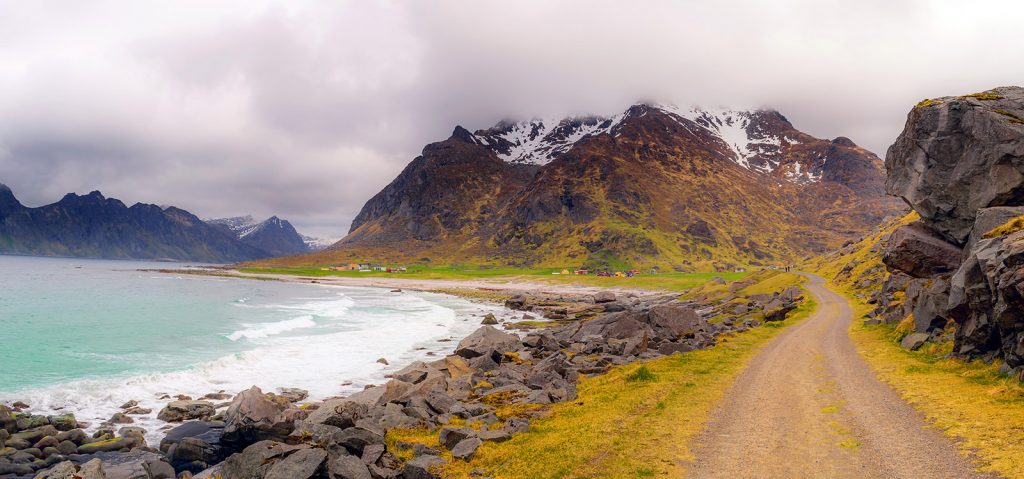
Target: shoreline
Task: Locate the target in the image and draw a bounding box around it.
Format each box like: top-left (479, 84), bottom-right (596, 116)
top-left (3, 268), bottom-right (804, 479)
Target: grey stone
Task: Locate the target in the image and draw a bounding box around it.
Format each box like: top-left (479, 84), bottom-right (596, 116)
top-left (327, 454), bottom-right (372, 479)
top-left (450, 437), bottom-right (482, 461)
top-left (881, 222), bottom-right (962, 278)
top-left (900, 332), bottom-right (930, 351)
top-left (886, 86), bottom-right (1024, 245)
top-left (402, 455), bottom-right (445, 479)
top-left (264, 447), bottom-right (327, 479)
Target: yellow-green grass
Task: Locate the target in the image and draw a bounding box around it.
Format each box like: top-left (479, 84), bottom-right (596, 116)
top-left (840, 288), bottom-right (1024, 478)
top-left (682, 269), bottom-right (802, 303)
top-left (434, 296), bottom-right (816, 478)
top-left (984, 215), bottom-right (1024, 239)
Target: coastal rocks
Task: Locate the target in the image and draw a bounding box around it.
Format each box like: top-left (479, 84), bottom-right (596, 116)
top-left (221, 387), bottom-right (294, 448)
top-left (454, 327), bottom-right (521, 359)
top-left (886, 86), bottom-right (1024, 245)
top-left (480, 313), bottom-right (499, 325)
top-left (156, 401), bottom-right (215, 423)
top-left (160, 422), bottom-right (225, 474)
top-left (593, 291), bottom-right (617, 303)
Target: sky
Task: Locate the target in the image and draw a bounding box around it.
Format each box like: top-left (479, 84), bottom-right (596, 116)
top-left (1, 0), bottom-right (1022, 239)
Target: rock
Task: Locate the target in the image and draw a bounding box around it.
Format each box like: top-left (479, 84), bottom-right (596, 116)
top-left (107, 413), bottom-right (133, 425)
top-left (32, 435), bottom-right (59, 450)
top-left (335, 426), bottom-right (384, 455)
top-left (327, 454), bottom-right (372, 479)
top-left (55, 429), bottom-right (87, 445)
top-left (647, 303), bottom-right (706, 338)
top-left (157, 401), bottom-right (215, 422)
top-left (77, 435), bottom-right (141, 454)
top-left (32, 460), bottom-right (76, 478)
top-left (881, 222), bottom-right (963, 278)
top-left (87, 450), bottom-right (170, 479)
top-left (454, 326), bottom-right (521, 359)
top-left (886, 86), bottom-right (1024, 245)
top-left (863, 319), bottom-right (882, 326)
top-left (900, 332), bottom-right (930, 351)
top-left (264, 447), bottom-right (327, 479)
top-left (593, 291), bottom-right (617, 303)
top-left (402, 455), bottom-right (446, 479)
top-left (221, 386), bottom-right (292, 447)
top-left (123, 407), bottom-right (152, 415)
top-left (376, 358), bottom-right (389, 365)
top-left (763, 304), bottom-right (797, 322)
top-left (450, 437), bottom-right (482, 461)
top-left (119, 400), bottom-right (139, 410)
top-left (438, 427), bottom-right (474, 450)
top-left (966, 206), bottom-right (1024, 252)
top-left (948, 232), bottom-right (1024, 365)
top-left (13, 425), bottom-right (59, 444)
top-left (304, 399), bottom-right (368, 430)
top-left (0, 405), bottom-right (15, 432)
top-left (45, 414), bottom-right (76, 432)
top-left (161, 422), bottom-right (225, 473)
top-left (79, 458), bottom-right (106, 479)
top-left (481, 313), bottom-right (499, 325)
top-left (910, 277), bottom-right (950, 333)
top-left (0, 463), bottom-right (33, 476)
top-left (221, 441), bottom-right (301, 479)
top-left (277, 388), bottom-right (309, 403)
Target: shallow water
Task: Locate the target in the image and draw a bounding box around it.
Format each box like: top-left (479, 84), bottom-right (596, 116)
top-left (0, 255), bottom-right (510, 442)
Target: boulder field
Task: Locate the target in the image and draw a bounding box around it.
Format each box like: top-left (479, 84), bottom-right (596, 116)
top-left (881, 86), bottom-right (1024, 374)
top-left (2, 280), bottom-right (803, 479)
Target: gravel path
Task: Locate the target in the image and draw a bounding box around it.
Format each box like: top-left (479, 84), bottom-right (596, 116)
top-left (685, 273), bottom-right (996, 478)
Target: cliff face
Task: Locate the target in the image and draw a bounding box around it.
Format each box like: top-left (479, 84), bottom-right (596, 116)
top-left (0, 186), bottom-right (271, 263)
top-left (297, 103), bottom-right (902, 270)
top-left (881, 86), bottom-right (1024, 372)
top-left (207, 215), bottom-right (312, 258)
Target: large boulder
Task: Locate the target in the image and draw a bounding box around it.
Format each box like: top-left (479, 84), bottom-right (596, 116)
top-left (966, 206), bottom-right (1024, 252)
top-left (221, 386), bottom-right (293, 447)
top-left (221, 441), bottom-right (302, 479)
top-left (160, 422), bottom-right (225, 474)
top-left (886, 86), bottom-right (1024, 245)
top-left (454, 326), bottom-right (521, 359)
top-left (881, 222), bottom-right (962, 278)
top-left (646, 303), bottom-right (707, 339)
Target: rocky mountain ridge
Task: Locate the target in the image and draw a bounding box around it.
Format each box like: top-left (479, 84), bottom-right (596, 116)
top-left (274, 102), bottom-right (904, 269)
top-left (0, 185), bottom-right (298, 263)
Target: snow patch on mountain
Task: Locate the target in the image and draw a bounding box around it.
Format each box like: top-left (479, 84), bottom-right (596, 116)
top-left (473, 103), bottom-right (823, 184)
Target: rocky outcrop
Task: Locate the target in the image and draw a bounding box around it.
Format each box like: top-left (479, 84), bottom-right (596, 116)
top-left (886, 87), bottom-right (1024, 246)
top-left (883, 87), bottom-right (1024, 367)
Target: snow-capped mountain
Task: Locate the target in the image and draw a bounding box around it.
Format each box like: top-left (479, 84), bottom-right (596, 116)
top-left (470, 104), bottom-right (830, 185)
top-left (207, 215), bottom-right (318, 257)
top-left (303, 100), bottom-right (903, 270)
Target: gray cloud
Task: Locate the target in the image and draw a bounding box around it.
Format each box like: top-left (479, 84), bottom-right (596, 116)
top-left (1, 0), bottom-right (1022, 238)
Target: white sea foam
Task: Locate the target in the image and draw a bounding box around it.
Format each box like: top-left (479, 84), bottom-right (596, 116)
top-left (3, 286), bottom-right (512, 445)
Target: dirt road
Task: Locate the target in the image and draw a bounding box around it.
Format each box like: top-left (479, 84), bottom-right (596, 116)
top-left (685, 273), bottom-right (993, 478)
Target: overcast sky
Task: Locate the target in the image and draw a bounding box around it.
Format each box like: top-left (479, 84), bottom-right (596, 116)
top-left (1, 0), bottom-right (1021, 238)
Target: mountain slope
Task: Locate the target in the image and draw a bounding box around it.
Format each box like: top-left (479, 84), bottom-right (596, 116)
top-left (207, 215), bottom-right (313, 257)
top-left (0, 185), bottom-right (270, 262)
top-left (264, 103), bottom-right (904, 269)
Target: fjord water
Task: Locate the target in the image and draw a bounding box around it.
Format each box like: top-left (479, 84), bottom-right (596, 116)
top-left (0, 255), bottom-right (504, 440)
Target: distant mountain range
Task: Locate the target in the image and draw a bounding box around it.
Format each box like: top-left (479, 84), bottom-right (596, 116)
top-left (0, 184), bottom-right (323, 262)
top-left (206, 215), bottom-right (330, 257)
top-left (257, 102), bottom-right (905, 270)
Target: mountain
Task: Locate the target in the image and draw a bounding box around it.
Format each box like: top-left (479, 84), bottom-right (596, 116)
top-left (261, 103), bottom-right (905, 270)
top-left (207, 215), bottom-right (320, 257)
top-left (0, 185), bottom-right (270, 262)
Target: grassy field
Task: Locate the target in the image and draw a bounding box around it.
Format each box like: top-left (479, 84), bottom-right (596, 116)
top-left (238, 265), bottom-right (749, 293)
top-left (387, 272), bottom-right (812, 478)
top-left (840, 293), bottom-right (1024, 479)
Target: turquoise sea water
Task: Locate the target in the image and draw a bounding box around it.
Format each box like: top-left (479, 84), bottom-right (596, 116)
top-left (0, 255), bottom-right (507, 441)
